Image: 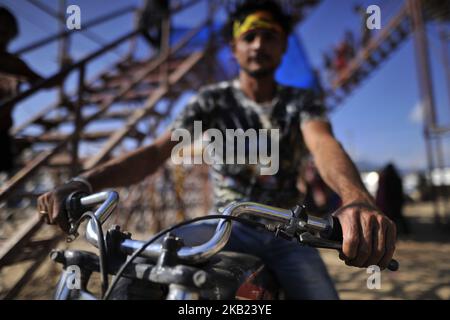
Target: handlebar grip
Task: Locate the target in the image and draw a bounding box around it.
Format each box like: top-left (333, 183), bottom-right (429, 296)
top-left (330, 217), bottom-right (399, 271)
top-left (329, 217), bottom-right (343, 242)
top-left (65, 191), bottom-right (89, 223)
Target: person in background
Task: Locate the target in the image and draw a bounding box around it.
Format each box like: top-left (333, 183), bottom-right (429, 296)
top-left (0, 7), bottom-right (60, 176)
top-left (138, 0), bottom-right (170, 51)
top-left (376, 163), bottom-right (411, 235)
top-left (354, 4), bottom-right (372, 48)
top-left (322, 51), bottom-right (334, 84)
top-left (333, 41), bottom-right (350, 87)
top-left (0, 6), bottom-right (62, 176)
top-left (301, 160), bottom-right (341, 216)
top-left (344, 30), bottom-right (355, 61)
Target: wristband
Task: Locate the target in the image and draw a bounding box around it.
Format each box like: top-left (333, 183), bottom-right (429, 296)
top-left (67, 177), bottom-right (93, 194)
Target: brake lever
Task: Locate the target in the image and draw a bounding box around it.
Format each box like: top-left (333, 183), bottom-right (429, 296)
top-left (272, 204), bottom-right (308, 241)
top-left (65, 191), bottom-right (90, 241)
top-left (298, 232), bottom-right (342, 250)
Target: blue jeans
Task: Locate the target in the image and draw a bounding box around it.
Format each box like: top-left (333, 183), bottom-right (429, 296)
top-left (173, 221), bottom-right (339, 300)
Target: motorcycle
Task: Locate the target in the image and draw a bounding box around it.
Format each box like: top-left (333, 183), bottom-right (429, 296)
top-left (51, 190), bottom-right (398, 300)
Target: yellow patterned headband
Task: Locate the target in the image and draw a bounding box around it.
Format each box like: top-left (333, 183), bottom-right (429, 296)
top-left (233, 11), bottom-right (284, 40)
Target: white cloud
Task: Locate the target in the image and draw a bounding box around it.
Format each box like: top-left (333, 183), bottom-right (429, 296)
top-left (409, 101), bottom-right (424, 124)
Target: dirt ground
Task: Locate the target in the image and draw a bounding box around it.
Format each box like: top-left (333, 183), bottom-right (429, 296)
top-left (320, 202), bottom-right (450, 300)
top-left (1, 201), bottom-right (449, 300)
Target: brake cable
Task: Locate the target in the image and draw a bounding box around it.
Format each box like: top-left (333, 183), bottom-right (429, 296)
top-left (75, 212), bottom-right (109, 298)
top-left (103, 215), bottom-right (268, 300)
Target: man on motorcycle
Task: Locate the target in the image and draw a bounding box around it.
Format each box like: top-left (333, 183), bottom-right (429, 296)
top-left (38, 0), bottom-right (397, 299)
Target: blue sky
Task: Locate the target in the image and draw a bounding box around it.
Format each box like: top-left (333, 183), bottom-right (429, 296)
top-left (2, 0), bottom-right (449, 172)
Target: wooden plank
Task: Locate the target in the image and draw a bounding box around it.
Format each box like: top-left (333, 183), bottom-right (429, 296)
top-left (1, 30), bottom-right (140, 115)
top-left (21, 131), bottom-right (117, 144)
top-left (48, 153), bottom-right (87, 167)
top-left (11, 101), bottom-right (62, 135)
top-left (87, 88), bottom-right (157, 104)
top-left (11, 55), bottom-right (135, 136)
top-left (1, 55), bottom-right (163, 203)
top-left (0, 143), bottom-right (65, 203)
top-left (82, 22), bottom-right (208, 126)
top-left (84, 51), bottom-right (205, 170)
top-left (103, 59), bottom-right (186, 86)
top-left (33, 109), bottom-right (161, 125)
top-left (331, 4), bottom-right (410, 90)
top-left (2, 236), bottom-right (62, 300)
top-left (0, 215), bottom-right (44, 268)
top-left (4, 238), bottom-right (58, 265)
top-left (102, 74), bottom-right (162, 90)
top-left (104, 109), bottom-right (163, 120)
top-left (0, 20), bottom-right (209, 207)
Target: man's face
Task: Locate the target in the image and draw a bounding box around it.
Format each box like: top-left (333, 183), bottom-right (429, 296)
top-left (232, 21), bottom-right (287, 78)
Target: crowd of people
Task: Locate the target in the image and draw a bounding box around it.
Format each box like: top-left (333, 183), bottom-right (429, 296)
top-left (322, 4), bottom-right (375, 86)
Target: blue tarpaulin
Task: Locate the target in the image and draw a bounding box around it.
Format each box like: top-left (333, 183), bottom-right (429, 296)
top-left (170, 24), bottom-right (320, 91)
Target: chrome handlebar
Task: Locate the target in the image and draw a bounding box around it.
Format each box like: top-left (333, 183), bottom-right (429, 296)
top-left (121, 201), bottom-right (296, 263)
top-left (84, 191), bottom-right (297, 263)
top-left (80, 191), bottom-right (398, 271)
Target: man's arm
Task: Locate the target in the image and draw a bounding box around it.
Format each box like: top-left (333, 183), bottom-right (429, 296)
top-left (80, 130), bottom-right (176, 191)
top-left (37, 130), bottom-right (177, 232)
top-left (302, 120), bottom-right (396, 270)
top-left (301, 121), bottom-right (373, 205)
top-left (0, 53), bottom-right (64, 88)
top-left (0, 53), bottom-right (42, 83)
